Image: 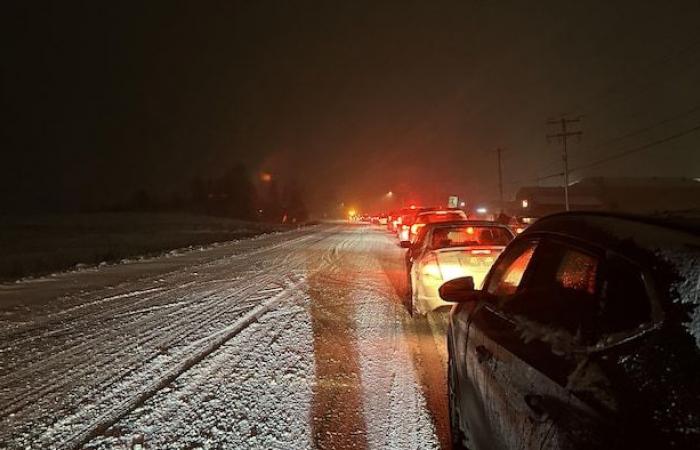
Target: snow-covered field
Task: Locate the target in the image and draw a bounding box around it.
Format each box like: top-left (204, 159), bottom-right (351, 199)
top-left (0, 212), bottom-right (289, 282)
top-left (0, 224), bottom-right (449, 449)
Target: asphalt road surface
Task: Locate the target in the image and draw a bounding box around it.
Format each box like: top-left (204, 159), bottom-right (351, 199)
top-left (0, 224), bottom-right (451, 450)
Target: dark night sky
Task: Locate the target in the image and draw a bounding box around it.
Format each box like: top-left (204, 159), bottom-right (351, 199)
top-left (3, 0), bottom-right (700, 213)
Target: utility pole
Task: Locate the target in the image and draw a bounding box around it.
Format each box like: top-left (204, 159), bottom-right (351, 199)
top-left (496, 148), bottom-right (504, 214)
top-left (547, 117), bottom-right (582, 211)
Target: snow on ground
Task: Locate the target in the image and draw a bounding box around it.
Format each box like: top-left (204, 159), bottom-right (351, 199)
top-left (84, 290), bottom-right (317, 450)
top-left (0, 224), bottom-right (446, 450)
top-left (340, 230), bottom-right (440, 449)
top-left (0, 212), bottom-right (290, 282)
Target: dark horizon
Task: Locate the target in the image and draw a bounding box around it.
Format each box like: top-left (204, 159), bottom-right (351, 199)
top-left (3, 0), bottom-right (700, 215)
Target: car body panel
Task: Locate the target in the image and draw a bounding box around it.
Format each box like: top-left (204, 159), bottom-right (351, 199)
top-left (447, 212), bottom-right (700, 450)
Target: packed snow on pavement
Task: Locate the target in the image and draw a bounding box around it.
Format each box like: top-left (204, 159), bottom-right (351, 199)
top-left (0, 224), bottom-right (449, 449)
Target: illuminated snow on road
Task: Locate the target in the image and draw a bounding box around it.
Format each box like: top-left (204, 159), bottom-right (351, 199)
top-left (0, 225), bottom-right (448, 449)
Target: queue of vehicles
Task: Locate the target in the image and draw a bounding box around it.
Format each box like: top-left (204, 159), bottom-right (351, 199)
top-left (369, 207), bottom-right (700, 450)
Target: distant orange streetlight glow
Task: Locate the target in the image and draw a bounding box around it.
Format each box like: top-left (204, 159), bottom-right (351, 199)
top-left (260, 172), bottom-right (272, 182)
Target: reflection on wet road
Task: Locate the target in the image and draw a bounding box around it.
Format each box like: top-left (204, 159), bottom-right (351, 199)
top-left (307, 225), bottom-right (451, 449)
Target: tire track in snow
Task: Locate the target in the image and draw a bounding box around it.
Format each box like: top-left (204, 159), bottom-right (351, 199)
top-left (63, 281), bottom-right (305, 450)
top-left (349, 227), bottom-right (441, 449)
top-left (0, 229), bottom-right (327, 381)
top-left (85, 291), bottom-right (317, 449)
top-left (0, 227), bottom-right (337, 448)
top-left (0, 227), bottom-right (321, 341)
top-left (307, 228), bottom-right (369, 450)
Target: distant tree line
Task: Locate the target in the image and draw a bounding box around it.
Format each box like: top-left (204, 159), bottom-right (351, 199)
top-left (0, 161), bottom-right (308, 224)
top-left (122, 163), bottom-right (308, 224)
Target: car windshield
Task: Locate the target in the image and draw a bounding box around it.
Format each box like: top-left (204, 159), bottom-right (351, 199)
top-left (430, 226), bottom-right (513, 249)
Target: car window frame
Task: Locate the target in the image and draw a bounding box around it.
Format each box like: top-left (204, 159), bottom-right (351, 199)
top-left (490, 232), bottom-right (664, 352)
top-left (593, 248), bottom-right (664, 348)
top-left (495, 236), bottom-right (605, 344)
top-left (482, 236), bottom-right (541, 298)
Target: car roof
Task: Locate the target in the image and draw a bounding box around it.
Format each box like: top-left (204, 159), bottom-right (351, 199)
top-left (416, 209), bottom-right (465, 217)
top-left (422, 220), bottom-right (511, 230)
top-left (522, 211), bottom-right (700, 258)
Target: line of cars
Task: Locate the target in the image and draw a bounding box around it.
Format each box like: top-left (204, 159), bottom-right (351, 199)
top-left (376, 209), bottom-right (700, 449)
top-left (380, 206), bottom-right (517, 316)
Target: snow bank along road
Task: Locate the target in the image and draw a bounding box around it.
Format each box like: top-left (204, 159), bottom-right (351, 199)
top-left (0, 224), bottom-right (452, 449)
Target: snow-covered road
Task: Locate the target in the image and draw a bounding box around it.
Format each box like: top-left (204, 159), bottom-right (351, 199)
top-left (0, 225), bottom-right (451, 449)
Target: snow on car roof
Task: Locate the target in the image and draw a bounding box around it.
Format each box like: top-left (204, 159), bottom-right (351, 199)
top-left (525, 212), bottom-right (699, 252)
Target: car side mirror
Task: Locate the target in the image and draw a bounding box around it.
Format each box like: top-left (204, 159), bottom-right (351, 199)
top-left (439, 276), bottom-right (480, 302)
top-left (400, 240), bottom-right (411, 248)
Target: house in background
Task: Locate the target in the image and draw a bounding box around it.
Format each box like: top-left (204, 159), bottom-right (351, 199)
top-left (514, 177), bottom-right (700, 218)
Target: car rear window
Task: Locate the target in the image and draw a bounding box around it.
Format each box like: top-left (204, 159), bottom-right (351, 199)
top-left (421, 211), bottom-right (467, 224)
top-left (430, 226), bottom-right (513, 249)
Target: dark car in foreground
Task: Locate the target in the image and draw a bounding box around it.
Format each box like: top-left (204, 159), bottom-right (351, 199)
top-left (441, 212), bottom-right (700, 450)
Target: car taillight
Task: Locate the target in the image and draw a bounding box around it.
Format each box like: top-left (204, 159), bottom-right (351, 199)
top-left (421, 254), bottom-right (442, 280)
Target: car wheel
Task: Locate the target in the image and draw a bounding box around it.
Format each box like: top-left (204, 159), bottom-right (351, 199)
top-left (449, 356), bottom-right (470, 450)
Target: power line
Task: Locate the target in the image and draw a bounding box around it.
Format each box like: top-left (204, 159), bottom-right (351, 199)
top-left (508, 103), bottom-right (700, 187)
top-left (532, 121), bottom-right (700, 182)
top-left (579, 102), bottom-right (700, 157)
top-left (570, 121), bottom-right (700, 172)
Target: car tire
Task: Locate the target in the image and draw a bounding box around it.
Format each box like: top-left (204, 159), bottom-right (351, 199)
top-left (449, 356), bottom-right (471, 450)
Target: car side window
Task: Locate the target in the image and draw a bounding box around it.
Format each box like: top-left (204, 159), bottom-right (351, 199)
top-left (485, 239), bottom-right (538, 297)
top-left (597, 253), bottom-right (652, 334)
top-left (415, 227), bottom-right (430, 249)
top-left (503, 239), bottom-right (602, 341)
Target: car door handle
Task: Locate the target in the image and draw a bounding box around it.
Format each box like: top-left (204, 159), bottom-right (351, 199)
top-left (475, 345), bottom-right (492, 363)
top-left (524, 394), bottom-right (548, 420)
